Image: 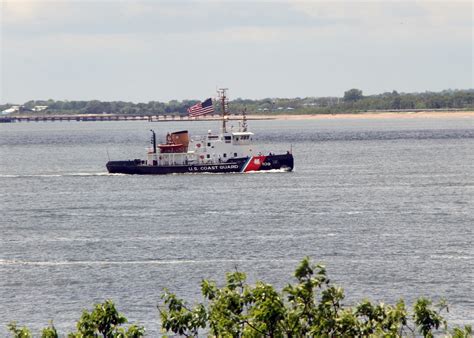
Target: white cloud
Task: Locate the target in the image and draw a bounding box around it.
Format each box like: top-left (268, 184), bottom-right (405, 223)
top-left (2, 0), bottom-right (70, 24)
top-left (289, 1), bottom-right (471, 42)
top-left (2, 0), bottom-right (43, 21)
top-left (1, 0), bottom-right (472, 102)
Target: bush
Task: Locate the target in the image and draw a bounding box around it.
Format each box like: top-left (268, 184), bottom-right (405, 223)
top-left (8, 258), bottom-right (472, 337)
top-left (8, 300), bottom-right (144, 338)
top-left (158, 257), bottom-right (472, 337)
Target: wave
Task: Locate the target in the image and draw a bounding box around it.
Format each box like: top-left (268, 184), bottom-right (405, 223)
top-left (0, 258), bottom-right (299, 267)
top-left (260, 129), bottom-right (474, 143)
top-left (0, 170), bottom-right (289, 178)
top-left (0, 172), bottom-right (123, 178)
top-left (245, 168), bottom-right (292, 174)
top-left (429, 255), bottom-right (473, 260)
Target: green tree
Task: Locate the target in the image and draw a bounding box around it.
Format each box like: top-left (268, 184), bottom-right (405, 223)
top-left (343, 88), bottom-right (364, 102)
top-left (8, 300), bottom-right (144, 338)
top-left (413, 298), bottom-right (447, 338)
top-left (68, 300), bottom-right (144, 338)
top-left (158, 289), bottom-right (207, 336)
top-left (391, 90), bottom-right (402, 109)
top-left (7, 322), bottom-right (32, 338)
top-left (6, 259), bottom-right (473, 337)
top-left (158, 257), bottom-right (472, 337)
top-left (7, 321), bottom-right (58, 338)
top-left (40, 321), bottom-right (59, 338)
top-left (84, 100), bottom-right (105, 115)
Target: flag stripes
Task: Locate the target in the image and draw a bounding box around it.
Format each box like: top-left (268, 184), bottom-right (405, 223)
top-left (187, 98), bottom-right (214, 117)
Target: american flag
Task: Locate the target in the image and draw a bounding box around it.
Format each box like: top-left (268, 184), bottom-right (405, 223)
top-left (187, 98), bottom-right (214, 117)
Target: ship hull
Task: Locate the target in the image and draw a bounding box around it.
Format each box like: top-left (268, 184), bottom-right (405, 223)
top-left (106, 154), bottom-right (294, 175)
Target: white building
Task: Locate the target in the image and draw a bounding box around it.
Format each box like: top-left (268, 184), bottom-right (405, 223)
top-left (1, 106), bottom-right (20, 115)
top-left (32, 105), bottom-right (48, 112)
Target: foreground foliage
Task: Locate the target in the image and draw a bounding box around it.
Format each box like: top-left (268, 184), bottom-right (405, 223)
top-left (9, 300), bottom-right (144, 338)
top-left (158, 258), bottom-right (472, 337)
top-left (8, 258), bottom-right (472, 337)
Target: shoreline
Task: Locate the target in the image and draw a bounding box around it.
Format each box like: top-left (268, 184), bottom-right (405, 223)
top-left (250, 111), bottom-right (474, 120)
top-left (2, 111), bottom-right (473, 123)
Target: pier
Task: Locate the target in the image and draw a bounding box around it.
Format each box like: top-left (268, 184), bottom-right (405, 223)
top-left (0, 114), bottom-right (275, 123)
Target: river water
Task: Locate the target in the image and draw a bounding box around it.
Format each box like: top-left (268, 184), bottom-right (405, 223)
top-left (0, 117), bottom-right (473, 335)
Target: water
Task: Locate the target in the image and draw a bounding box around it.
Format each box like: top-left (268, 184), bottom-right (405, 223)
top-left (0, 117), bottom-right (473, 335)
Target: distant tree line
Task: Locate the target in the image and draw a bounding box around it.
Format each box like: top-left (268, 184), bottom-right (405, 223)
top-left (7, 258), bottom-right (472, 337)
top-left (1, 89), bottom-right (473, 116)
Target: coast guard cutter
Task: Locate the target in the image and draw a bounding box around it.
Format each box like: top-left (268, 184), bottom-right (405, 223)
top-left (106, 89), bottom-right (294, 175)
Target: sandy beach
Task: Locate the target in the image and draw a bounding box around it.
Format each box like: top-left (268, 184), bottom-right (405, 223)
top-left (249, 111), bottom-right (474, 120)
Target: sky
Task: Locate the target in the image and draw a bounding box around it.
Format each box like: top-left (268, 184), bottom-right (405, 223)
top-left (0, 0), bottom-right (472, 103)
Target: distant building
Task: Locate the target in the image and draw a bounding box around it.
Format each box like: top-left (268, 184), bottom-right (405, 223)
top-left (32, 105), bottom-right (48, 112)
top-left (1, 105), bottom-right (48, 114)
top-left (1, 106), bottom-right (20, 115)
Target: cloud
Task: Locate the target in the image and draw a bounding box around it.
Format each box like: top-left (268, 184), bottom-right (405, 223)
top-left (3, 1), bottom-right (470, 44)
top-left (1, 1), bottom-right (472, 102)
top-left (289, 1), bottom-right (472, 41)
top-left (2, 0), bottom-right (44, 21)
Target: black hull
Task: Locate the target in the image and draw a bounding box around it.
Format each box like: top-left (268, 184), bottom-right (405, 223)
top-left (106, 154), bottom-right (294, 175)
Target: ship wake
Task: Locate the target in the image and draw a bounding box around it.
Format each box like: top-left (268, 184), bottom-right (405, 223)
top-left (0, 172), bottom-right (125, 178)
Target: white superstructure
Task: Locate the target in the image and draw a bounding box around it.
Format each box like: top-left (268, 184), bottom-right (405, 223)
top-left (147, 127), bottom-right (258, 166)
top-left (188, 130), bottom-right (255, 164)
top-left (147, 88), bottom-right (262, 167)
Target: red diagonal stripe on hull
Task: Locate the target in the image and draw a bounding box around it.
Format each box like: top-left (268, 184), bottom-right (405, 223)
top-left (244, 155), bottom-right (267, 172)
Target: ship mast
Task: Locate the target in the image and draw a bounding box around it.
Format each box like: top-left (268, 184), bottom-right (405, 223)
top-left (241, 107), bottom-right (248, 132)
top-left (218, 88), bottom-right (228, 133)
